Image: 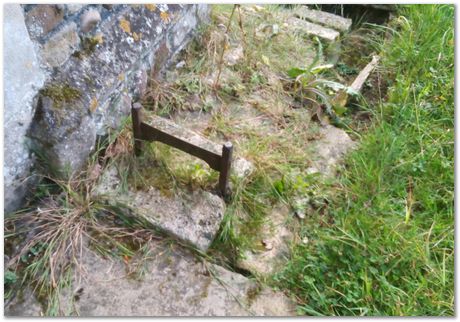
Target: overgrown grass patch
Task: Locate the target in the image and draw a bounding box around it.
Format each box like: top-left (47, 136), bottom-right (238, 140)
top-left (274, 4), bottom-right (454, 316)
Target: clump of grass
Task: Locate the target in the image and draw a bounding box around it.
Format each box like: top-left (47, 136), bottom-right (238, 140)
top-left (275, 4), bottom-right (454, 316)
top-left (4, 135), bottom-right (160, 315)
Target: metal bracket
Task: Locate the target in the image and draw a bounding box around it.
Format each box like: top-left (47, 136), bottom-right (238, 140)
top-left (131, 102), bottom-right (232, 198)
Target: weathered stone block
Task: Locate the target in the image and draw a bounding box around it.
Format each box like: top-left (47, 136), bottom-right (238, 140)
top-left (287, 17), bottom-right (340, 42)
top-left (5, 4), bottom-right (209, 210)
top-left (24, 4), bottom-right (65, 39)
top-left (294, 6), bottom-right (352, 32)
top-left (94, 166), bottom-right (225, 251)
top-left (4, 4), bottom-right (46, 213)
top-left (237, 204), bottom-right (293, 277)
top-left (5, 242), bottom-right (296, 316)
top-left (311, 125), bottom-right (356, 176)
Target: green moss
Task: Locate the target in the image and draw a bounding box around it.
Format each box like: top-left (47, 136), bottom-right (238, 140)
top-left (40, 83), bottom-right (81, 109)
top-left (72, 36), bottom-right (103, 59)
top-left (81, 36), bottom-right (101, 53)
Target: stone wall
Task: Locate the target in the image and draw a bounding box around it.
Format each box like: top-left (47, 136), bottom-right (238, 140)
top-left (4, 4), bottom-right (210, 214)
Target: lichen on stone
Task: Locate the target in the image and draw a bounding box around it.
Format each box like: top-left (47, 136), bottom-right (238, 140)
top-left (89, 97), bottom-right (98, 113)
top-left (119, 17), bottom-right (131, 34)
top-left (145, 4), bottom-right (156, 12)
top-left (73, 35), bottom-right (103, 59)
top-left (132, 32), bottom-right (142, 42)
top-left (160, 11), bottom-right (171, 24)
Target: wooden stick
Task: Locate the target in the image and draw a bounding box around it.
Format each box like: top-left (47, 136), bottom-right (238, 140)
top-left (350, 55), bottom-right (380, 93)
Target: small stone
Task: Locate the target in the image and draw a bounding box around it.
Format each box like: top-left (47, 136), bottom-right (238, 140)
top-left (233, 157), bottom-right (255, 178)
top-left (25, 5), bottom-right (64, 39)
top-left (42, 22), bottom-right (80, 67)
top-left (224, 45), bottom-right (244, 66)
top-left (262, 239), bottom-right (273, 251)
top-left (312, 125), bottom-right (356, 177)
top-left (255, 23), bottom-right (280, 39)
top-left (286, 17), bottom-right (340, 42)
top-left (294, 211), bottom-right (306, 220)
top-left (175, 60), bottom-right (186, 69)
top-left (217, 23), bottom-right (226, 31)
top-left (80, 8), bottom-right (101, 33)
top-left (306, 167), bottom-right (319, 175)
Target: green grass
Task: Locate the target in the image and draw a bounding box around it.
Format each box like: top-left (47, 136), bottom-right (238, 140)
top-left (275, 4), bottom-right (454, 316)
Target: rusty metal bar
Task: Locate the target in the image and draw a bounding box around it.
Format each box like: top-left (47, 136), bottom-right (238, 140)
top-left (131, 102), bottom-right (143, 156)
top-left (131, 102), bottom-right (233, 198)
top-left (219, 142), bottom-right (233, 198)
top-left (140, 122), bottom-right (222, 171)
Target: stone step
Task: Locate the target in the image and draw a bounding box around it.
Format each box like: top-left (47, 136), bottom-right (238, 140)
top-left (294, 6), bottom-right (352, 32)
top-left (237, 204), bottom-right (293, 277)
top-left (286, 17), bottom-right (340, 42)
top-left (6, 242), bottom-right (297, 316)
top-left (94, 166), bottom-right (225, 252)
top-left (236, 126), bottom-right (356, 278)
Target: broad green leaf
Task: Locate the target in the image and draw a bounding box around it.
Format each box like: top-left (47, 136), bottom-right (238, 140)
top-left (287, 67), bottom-right (307, 78)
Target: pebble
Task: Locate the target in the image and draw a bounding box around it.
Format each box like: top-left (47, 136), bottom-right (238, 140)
top-left (80, 8), bottom-right (101, 33)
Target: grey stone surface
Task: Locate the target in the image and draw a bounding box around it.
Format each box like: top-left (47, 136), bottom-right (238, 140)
top-left (5, 242), bottom-right (296, 316)
top-left (27, 96), bottom-right (97, 175)
top-left (287, 17), bottom-right (340, 42)
top-left (312, 125), bottom-right (356, 176)
top-left (295, 6), bottom-right (352, 32)
top-left (4, 287), bottom-right (43, 316)
top-left (27, 4), bottom-right (209, 177)
top-left (95, 92), bottom-right (132, 136)
top-left (4, 4), bottom-right (209, 211)
top-left (41, 22), bottom-right (80, 67)
top-left (66, 4), bottom-right (84, 15)
top-left (94, 166), bottom-right (225, 251)
top-left (237, 204), bottom-right (293, 277)
top-left (3, 4), bottom-right (46, 213)
top-left (233, 157), bottom-right (255, 178)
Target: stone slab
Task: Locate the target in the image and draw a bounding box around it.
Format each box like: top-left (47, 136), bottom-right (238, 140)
top-left (5, 242), bottom-right (297, 316)
top-left (27, 4), bottom-right (209, 179)
top-left (310, 125), bottom-right (356, 177)
top-left (237, 204), bottom-right (293, 277)
top-left (94, 166), bottom-right (225, 251)
top-left (294, 7), bottom-right (352, 32)
top-left (287, 17), bottom-right (340, 42)
top-left (3, 4), bottom-right (47, 213)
